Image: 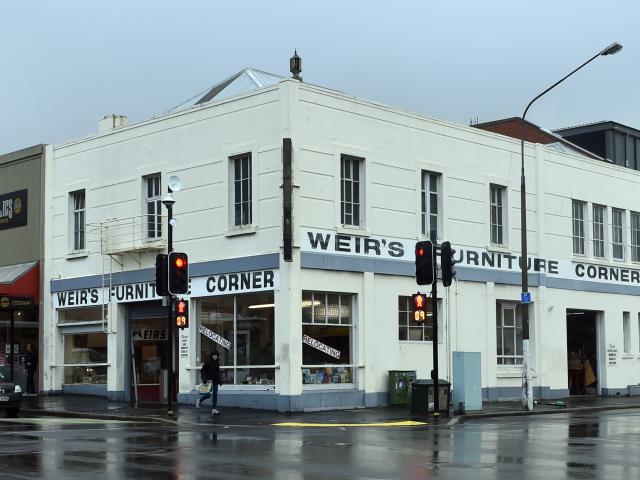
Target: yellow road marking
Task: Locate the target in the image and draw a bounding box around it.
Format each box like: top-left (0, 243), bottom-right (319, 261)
top-left (272, 420), bottom-right (427, 428)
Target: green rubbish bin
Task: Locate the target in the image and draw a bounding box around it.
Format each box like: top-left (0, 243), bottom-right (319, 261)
top-left (388, 370), bottom-right (417, 405)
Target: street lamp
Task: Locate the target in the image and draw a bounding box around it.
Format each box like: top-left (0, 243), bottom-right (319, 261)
top-left (520, 42), bottom-right (622, 411)
top-left (162, 176), bottom-right (182, 416)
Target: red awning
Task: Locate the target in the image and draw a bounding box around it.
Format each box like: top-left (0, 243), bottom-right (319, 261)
top-left (0, 261), bottom-right (39, 301)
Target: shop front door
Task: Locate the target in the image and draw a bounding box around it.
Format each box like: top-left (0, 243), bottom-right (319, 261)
top-left (131, 321), bottom-right (169, 404)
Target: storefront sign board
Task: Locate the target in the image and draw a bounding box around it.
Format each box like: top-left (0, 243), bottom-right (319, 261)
top-left (0, 189), bottom-right (28, 231)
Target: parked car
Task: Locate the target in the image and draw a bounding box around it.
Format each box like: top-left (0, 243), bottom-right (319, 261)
top-left (0, 371), bottom-right (22, 417)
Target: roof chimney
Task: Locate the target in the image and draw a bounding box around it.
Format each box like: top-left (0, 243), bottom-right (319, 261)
top-left (99, 114), bottom-right (128, 133)
top-left (290, 50), bottom-right (302, 81)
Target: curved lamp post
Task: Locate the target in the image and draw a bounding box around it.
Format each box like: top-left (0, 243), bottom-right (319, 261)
top-left (520, 42), bottom-right (622, 411)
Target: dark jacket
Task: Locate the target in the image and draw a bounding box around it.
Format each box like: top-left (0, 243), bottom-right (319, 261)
top-left (201, 357), bottom-right (221, 385)
top-left (25, 350), bottom-right (38, 373)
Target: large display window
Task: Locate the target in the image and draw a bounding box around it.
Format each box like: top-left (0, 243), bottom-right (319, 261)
top-left (63, 333), bottom-right (108, 384)
top-left (197, 292), bottom-right (274, 385)
top-left (301, 291), bottom-right (354, 385)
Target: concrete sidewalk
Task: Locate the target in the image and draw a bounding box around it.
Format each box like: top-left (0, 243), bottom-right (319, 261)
top-left (17, 394), bottom-right (640, 426)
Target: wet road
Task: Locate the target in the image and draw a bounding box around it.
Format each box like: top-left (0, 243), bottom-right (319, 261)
top-left (1, 410), bottom-right (639, 479)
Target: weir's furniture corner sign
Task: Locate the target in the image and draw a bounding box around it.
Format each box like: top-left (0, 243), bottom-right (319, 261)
top-left (0, 189), bottom-right (28, 231)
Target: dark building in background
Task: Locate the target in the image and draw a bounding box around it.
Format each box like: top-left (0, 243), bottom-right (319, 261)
top-left (0, 145), bottom-right (46, 393)
top-left (554, 121), bottom-right (640, 170)
top-left (472, 117), bottom-right (602, 161)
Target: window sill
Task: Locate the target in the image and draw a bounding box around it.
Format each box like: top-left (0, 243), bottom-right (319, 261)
top-left (621, 354), bottom-right (634, 359)
top-left (303, 383), bottom-right (356, 390)
top-left (487, 244), bottom-right (510, 254)
top-left (225, 226), bottom-right (257, 237)
top-left (66, 251), bottom-right (88, 260)
top-left (337, 226), bottom-right (370, 237)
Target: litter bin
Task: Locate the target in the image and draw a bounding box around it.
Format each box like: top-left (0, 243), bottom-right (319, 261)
top-left (410, 379), bottom-right (451, 416)
top-left (388, 370), bottom-right (417, 405)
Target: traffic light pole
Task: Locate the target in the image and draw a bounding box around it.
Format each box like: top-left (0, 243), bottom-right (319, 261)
top-left (166, 202), bottom-right (174, 416)
top-left (431, 238), bottom-right (439, 417)
top-left (431, 271), bottom-right (439, 416)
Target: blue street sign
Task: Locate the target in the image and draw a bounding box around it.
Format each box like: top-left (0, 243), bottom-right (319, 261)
top-left (521, 292), bottom-right (532, 304)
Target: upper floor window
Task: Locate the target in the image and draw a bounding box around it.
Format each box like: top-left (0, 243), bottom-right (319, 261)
top-left (231, 153), bottom-right (252, 226)
top-left (341, 155), bottom-right (363, 227)
top-left (612, 208), bottom-right (625, 260)
top-left (421, 171), bottom-right (441, 240)
top-left (592, 204), bottom-right (606, 258)
top-left (572, 200), bottom-right (586, 255)
top-left (70, 190), bottom-right (86, 251)
top-left (490, 184), bottom-right (506, 245)
top-left (631, 212), bottom-right (640, 262)
top-left (144, 174), bottom-right (162, 239)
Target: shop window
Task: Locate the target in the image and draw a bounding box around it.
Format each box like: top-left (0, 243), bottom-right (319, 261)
top-left (63, 333), bottom-right (108, 384)
top-left (58, 306), bottom-right (104, 325)
top-left (496, 302), bottom-right (523, 365)
top-left (302, 291), bottom-right (354, 385)
top-left (398, 295), bottom-right (442, 342)
top-left (623, 312), bottom-right (631, 354)
top-left (197, 292), bottom-right (274, 385)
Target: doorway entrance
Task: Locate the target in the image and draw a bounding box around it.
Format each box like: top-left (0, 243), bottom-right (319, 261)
top-left (566, 309), bottom-right (598, 396)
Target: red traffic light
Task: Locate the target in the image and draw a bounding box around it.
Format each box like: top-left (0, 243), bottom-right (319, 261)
top-left (175, 257), bottom-right (186, 268)
top-left (177, 300), bottom-right (187, 314)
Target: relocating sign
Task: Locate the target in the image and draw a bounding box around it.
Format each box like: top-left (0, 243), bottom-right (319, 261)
top-left (199, 324), bottom-right (231, 350)
top-left (0, 189), bottom-right (28, 231)
top-left (303, 334), bottom-right (341, 360)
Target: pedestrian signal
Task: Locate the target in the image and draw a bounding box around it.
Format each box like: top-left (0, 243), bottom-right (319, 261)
top-left (412, 293), bottom-right (429, 322)
top-left (175, 298), bottom-right (189, 329)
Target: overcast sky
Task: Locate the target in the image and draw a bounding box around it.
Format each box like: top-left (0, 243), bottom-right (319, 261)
top-left (1, 1), bottom-right (638, 153)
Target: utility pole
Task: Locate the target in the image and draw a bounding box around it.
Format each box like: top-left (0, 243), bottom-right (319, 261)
top-left (431, 232), bottom-right (439, 416)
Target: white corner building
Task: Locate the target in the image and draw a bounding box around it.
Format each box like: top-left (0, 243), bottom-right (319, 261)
top-left (40, 67), bottom-right (640, 411)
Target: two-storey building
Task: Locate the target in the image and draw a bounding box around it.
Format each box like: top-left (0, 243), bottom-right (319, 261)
top-left (42, 68), bottom-right (640, 410)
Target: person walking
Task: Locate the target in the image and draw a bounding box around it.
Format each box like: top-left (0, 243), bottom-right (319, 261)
top-left (25, 343), bottom-right (38, 396)
top-left (196, 351), bottom-right (222, 414)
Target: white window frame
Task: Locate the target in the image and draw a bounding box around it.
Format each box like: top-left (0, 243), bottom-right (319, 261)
top-left (144, 173), bottom-right (162, 240)
top-left (490, 184), bottom-right (507, 246)
top-left (572, 200), bottom-right (586, 256)
top-left (631, 212), bottom-right (640, 262)
top-left (496, 302), bottom-right (523, 365)
top-left (340, 154), bottom-right (364, 228)
top-left (421, 171), bottom-right (441, 240)
top-left (70, 190), bottom-right (86, 252)
top-left (592, 204), bottom-right (606, 258)
top-left (230, 152), bottom-right (253, 228)
top-left (611, 208), bottom-right (625, 261)
top-left (398, 295), bottom-right (442, 342)
top-left (301, 291), bottom-right (356, 385)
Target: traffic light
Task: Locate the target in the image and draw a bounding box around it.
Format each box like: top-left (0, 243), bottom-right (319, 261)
top-left (441, 241), bottom-right (458, 287)
top-left (175, 298), bottom-right (189, 329)
top-left (168, 252), bottom-right (189, 294)
top-left (155, 254), bottom-right (169, 296)
top-left (415, 241), bottom-right (434, 285)
top-left (412, 293), bottom-right (429, 322)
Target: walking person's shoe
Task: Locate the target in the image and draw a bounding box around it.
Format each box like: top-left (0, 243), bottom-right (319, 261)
top-left (211, 409), bottom-right (220, 415)
top-left (195, 398), bottom-right (201, 408)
